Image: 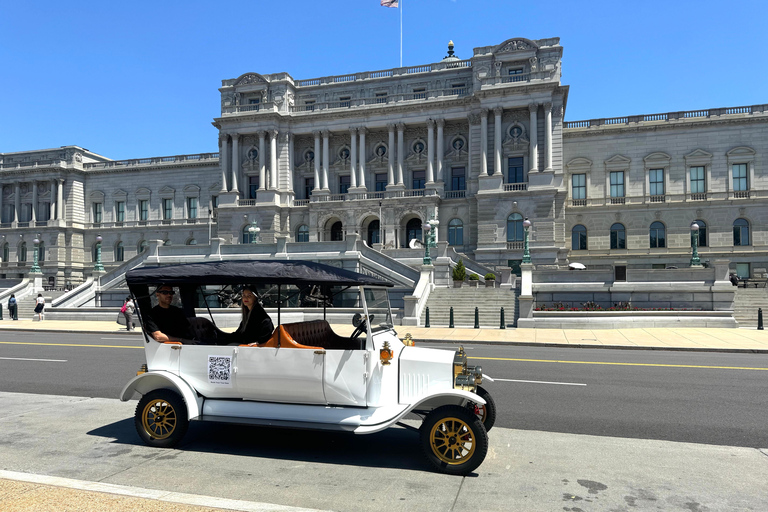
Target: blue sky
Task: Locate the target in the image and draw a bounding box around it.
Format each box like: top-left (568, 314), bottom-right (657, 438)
top-left (1, 0), bottom-right (765, 160)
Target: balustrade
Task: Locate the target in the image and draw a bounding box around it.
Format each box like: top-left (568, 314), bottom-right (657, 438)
top-left (503, 183), bottom-right (528, 192)
top-left (564, 103), bottom-right (767, 129)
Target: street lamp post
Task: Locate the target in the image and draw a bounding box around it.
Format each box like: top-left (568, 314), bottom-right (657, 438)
top-left (378, 201), bottom-right (383, 246)
top-left (30, 235), bottom-right (42, 274)
top-left (522, 218), bottom-right (532, 264)
top-left (422, 218), bottom-right (439, 265)
top-left (690, 221), bottom-right (702, 267)
top-left (93, 234), bottom-right (105, 272)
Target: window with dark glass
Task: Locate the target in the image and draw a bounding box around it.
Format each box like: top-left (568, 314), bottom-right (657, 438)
top-left (249, 176), bottom-right (259, 199)
top-left (19, 242), bottom-right (27, 262)
top-left (115, 242), bottom-right (124, 262)
top-left (339, 96), bottom-right (351, 107)
top-left (733, 218), bottom-right (750, 246)
top-left (413, 87), bottom-right (426, 99)
top-left (305, 100), bottom-right (315, 112)
top-left (330, 221), bottom-right (344, 241)
top-left (162, 199), bottom-right (173, 220)
top-left (610, 223), bottom-right (626, 249)
top-left (297, 225), bottom-right (309, 242)
top-left (451, 167), bottom-right (466, 191)
top-left (38, 242), bottom-right (44, 262)
top-left (304, 177), bottom-right (314, 200)
top-left (412, 170), bottom-right (425, 190)
top-left (375, 173), bottom-right (387, 192)
top-left (571, 225), bottom-right (587, 250)
top-left (732, 164), bottom-right (748, 191)
top-left (138, 240), bottom-right (148, 253)
top-left (451, 83), bottom-right (465, 95)
top-left (339, 175), bottom-right (351, 194)
top-left (405, 218), bottom-right (422, 247)
top-left (610, 171), bottom-right (625, 197)
top-left (116, 201), bottom-right (125, 223)
top-left (187, 197), bottom-right (198, 219)
top-left (367, 220), bottom-right (380, 245)
top-left (690, 166), bottom-right (705, 193)
top-left (448, 218), bottom-right (463, 246)
top-left (649, 169), bottom-right (664, 196)
top-left (507, 213), bottom-right (523, 242)
top-left (139, 200), bottom-right (149, 221)
top-left (211, 195), bottom-right (219, 209)
top-left (650, 221), bottom-right (666, 248)
top-left (93, 203), bottom-right (102, 224)
top-left (509, 68), bottom-right (524, 81)
top-left (572, 174), bottom-right (586, 200)
top-left (248, 98), bottom-right (259, 111)
top-left (693, 219), bottom-right (707, 247)
top-left (2, 243), bottom-right (8, 262)
top-left (508, 157), bottom-right (524, 183)
top-left (39, 202), bottom-right (50, 221)
top-left (375, 92), bottom-right (388, 104)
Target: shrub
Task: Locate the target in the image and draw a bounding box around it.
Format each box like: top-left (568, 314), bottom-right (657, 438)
top-left (452, 259), bottom-right (466, 281)
top-left (484, 273), bottom-right (496, 280)
top-left (469, 274), bottom-right (479, 281)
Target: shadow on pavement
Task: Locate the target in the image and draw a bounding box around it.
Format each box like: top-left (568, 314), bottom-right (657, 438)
top-left (88, 418), bottom-right (430, 472)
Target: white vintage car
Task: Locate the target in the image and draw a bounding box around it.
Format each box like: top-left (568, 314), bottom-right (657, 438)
top-left (121, 260), bottom-right (495, 475)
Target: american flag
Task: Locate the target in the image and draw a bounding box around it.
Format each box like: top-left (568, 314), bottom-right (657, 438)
top-left (381, 0), bottom-right (398, 7)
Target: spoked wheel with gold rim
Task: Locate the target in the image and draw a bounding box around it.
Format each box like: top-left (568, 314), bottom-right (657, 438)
top-left (467, 385), bottom-right (496, 432)
top-left (134, 390), bottom-right (189, 448)
top-left (420, 405), bottom-right (488, 475)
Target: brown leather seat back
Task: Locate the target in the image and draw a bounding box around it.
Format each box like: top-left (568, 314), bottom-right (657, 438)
top-left (282, 320), bottom-right (362, 350)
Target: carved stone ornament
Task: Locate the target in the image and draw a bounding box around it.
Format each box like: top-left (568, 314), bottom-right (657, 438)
top-left (497, 39), bottom-right (534, 53)
top-left (739, 207), bottom-right (746, 216)
top-left (467, 112), bottom-right (481, 125)
top-left (552, 105), bottom-right (564, 118)
top-left (529, 56), bottom-right (538, 72)
top-left (614, 212), bottom-right (621, 221)
top-left (696, 209), bottom-right (703, 218)
top-left (234, 73), bottom-right (267, 86)
top-left (655, 211), bottom-right (662, 219)
top-left (509, 110), bottom-right (529, 123)
top-left (503, 123), bottom-right (528, 151)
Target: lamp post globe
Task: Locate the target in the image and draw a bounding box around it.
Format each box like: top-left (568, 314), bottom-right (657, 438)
top-left (689, 221), bottom-right (701, 267)
top-left (30, 237), bottom-right (42, 274)
top-left (522, 218), bottom-right (532, 264)
top-left (93, 234), bottom-right (105, 272)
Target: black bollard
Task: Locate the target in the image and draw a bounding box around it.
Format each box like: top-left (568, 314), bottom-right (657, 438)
top-left (500, 307), bottom-right (505, 329)
top-left (0, 303), bottom-right (3, 320)
top-left (425, 307), bottom-right (430, 328)
top-left (474, 307), bottom-right (479, 329)
top-left (449, 307), bottom-right (454, 328)
top-left (759, 308), bottom-right (764, 331)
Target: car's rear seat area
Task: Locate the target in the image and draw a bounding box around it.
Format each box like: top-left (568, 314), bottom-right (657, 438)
top-left (282, 320), bottom-right (363, 350)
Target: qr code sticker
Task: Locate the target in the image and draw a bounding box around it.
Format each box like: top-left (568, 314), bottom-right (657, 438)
top-left (208, 355), bottom-right (232, 386)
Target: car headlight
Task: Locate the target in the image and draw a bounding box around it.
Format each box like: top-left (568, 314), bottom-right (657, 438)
top-left (453, 347), bottom-right (482, 391)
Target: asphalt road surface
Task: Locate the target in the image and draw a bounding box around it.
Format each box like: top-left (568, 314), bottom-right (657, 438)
top-left (1, 332), bottom-right (767, 448)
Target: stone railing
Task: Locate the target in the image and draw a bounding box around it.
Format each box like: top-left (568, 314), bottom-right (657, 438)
top-left (306, 188), bottom-right (438, 203)
top-left (84, 152), bottom-right (219, 170)
top-left (293, 59), bottom-right (472, 88)
top-left (288, 86), bottom-right (472, 113)
top-left (0, 159), bottom-right (69, 170)
top-left (564, 104), bottom-right (768, 129)
top-left (82, 218), bottom-right (211, 229)
top-left (503, 183), bottom-right (528, 192)
top-left (567, 190), bottom-right (766, 207)
top-left (221, 102), bottom-right (276, 115)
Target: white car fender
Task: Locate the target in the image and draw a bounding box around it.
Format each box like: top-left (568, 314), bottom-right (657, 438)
top-left (354, 389), bottom-right (485, 434)
top-left (120, 371), bottom-right (203, 421)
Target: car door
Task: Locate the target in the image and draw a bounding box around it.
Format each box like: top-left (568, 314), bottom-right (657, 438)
top-left (324, 349), bottom-right (367, 407)
top-left (235, 347), bottom-right (326, 405)
top-left (177, 345), bottom-right (241, 398)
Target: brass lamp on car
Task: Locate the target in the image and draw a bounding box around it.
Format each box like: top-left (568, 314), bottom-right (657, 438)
top-left (380, 341), bottom-right (393, 365)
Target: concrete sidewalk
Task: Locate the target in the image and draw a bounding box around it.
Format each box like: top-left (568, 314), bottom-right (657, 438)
top-left (0, 318), bottom-right (767, 352)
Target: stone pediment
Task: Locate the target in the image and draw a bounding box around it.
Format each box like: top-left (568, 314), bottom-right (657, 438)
top-left (566, 157), bottom-right (593, 172)
top-left (183, 185), bottom-right (200, 194)
top-left (604, 154), bottom-right (631, 171)
top-left (684, 149), bottom-right (713, 166)
top-left (726, 146), bottom-right (756, 157)
top-left (643, 152), bottom-right (671, 165)
top-left (494, 38), bottom-right (539, 54)
top-left (89, 190), bottom-right (105, 201)
top-left (234, 73), bottom-right (268, 86)
top-left (112, 189), bottom-right (128, 199)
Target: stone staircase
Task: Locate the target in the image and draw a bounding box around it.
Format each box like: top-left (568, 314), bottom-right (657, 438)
top-left (14, 290), bottom-right (69, 320)
top-left (733, 287), bottom-right (768, 327)
top-left (420, 286), bottom-right (518, 328)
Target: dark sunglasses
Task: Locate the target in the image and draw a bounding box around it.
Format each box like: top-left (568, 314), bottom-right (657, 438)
top-left (157, 290), bottom-right (175, 296)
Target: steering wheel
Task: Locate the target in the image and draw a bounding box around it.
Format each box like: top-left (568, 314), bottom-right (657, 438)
top-left (350, 314), bottom-right (374, 338)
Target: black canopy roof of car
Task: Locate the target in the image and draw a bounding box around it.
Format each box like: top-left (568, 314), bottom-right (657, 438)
top-left (125, 260), bottom-right (393, 287)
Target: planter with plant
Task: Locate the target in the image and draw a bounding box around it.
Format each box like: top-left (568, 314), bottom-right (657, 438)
top-left (452, 259), bottom-right (466, 288)
top-left (484, 273), bottom-right (496, 288)
top-left (469, 274), bottom-right (479, 287)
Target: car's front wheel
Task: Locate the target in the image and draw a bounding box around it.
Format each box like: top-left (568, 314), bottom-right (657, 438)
top-left (420, 405), bottom-right (488, 475)
top-left (467, 385), bottom-right (496, 432)
top-left (134, 389), bottom-right (189, 448)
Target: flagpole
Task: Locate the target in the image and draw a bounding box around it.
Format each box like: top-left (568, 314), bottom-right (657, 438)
top-left (400, 0), bottom-right (403, 67)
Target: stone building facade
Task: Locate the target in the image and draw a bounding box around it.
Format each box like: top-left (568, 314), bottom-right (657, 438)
top-left (0, 37), bottom-right (765, 286)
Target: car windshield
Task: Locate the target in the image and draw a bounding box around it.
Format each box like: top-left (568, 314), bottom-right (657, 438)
top-left (363, 287), bottom-right (394, 332)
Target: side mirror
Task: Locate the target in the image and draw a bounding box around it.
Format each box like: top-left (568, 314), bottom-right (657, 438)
top-left (352, 312), bottom-right (363, 327)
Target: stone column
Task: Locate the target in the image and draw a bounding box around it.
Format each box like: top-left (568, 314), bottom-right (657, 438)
top-left (56, 179), bottom-right (64, 220)
top-left (544, 102), bottom-right (553, 171)
top-left (436, 119), bottom-right (445, 182)
top-left (0, 185), bottom-right (4, 224)
top-left (258, 131), bottom-right (266, 190)
top-left (349, 127), bottom-right (358, 188)
top-left (31, 181), bottom-right (37, 223)
top-left (13, 183), bottom-right (20, 226)
top-left (313, 131), bottom-right (321, 191)
top-left (426, 120), bottom-right (435, 183)
top-left (480, 109), bottom-right (489, 176)
top-left (230, 134), bottom-right (240, 193)
top-left (49, 180), bottom-right (56, 220)
top-left (396, 123), bottom-right (405, 186)
top-left (358, 127), bottom-right (367, 189)
top-left (288, 133), bottom-right (295, 192)
top-left (219, 136), bottom-right (228, 192)
top-left (269, 129), bottom-right (278, 190)
top-left (387, 124), bottom-right (396, 186)
top-left (529, 103), bottom-right (538, 172)
top-left (322, 130), bottom-right (330, 191)
top-left (494, 107), bottom-right (503, 175)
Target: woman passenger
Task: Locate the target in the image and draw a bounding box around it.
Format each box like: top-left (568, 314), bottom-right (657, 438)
top-left (221, 286), bottom-right (274, 345)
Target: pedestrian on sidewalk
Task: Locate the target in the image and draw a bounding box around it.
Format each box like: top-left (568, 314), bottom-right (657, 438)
top-left (34, 293), bottom-right (45, 321)
top-left (122, 296), bottom-right (135, 331)
top-left (8, 294), bottom-right (18, 320)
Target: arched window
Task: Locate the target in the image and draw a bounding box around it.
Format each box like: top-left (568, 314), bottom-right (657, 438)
top-left (650, 221), bottom-right (666, 248)
top-left (405, 218), bottom-right (422, 247)
top-left (733, 218), bottom-right (750, 246)
top-left (138, 240), bottom-right (148, 253)
top-left (367, 220), bottom-right (380, 246)
top-left (448, 219), bottom-right (464, 246)
top-left (115, 242), bottom-right (124, 262)
top-left (2, 243), bottom-right (8, 262)
top-left (242, 225), bottom-right (257, 244)
top-left (186, 238), bottom-right (197, 245)
top-left (92, 243), bottom-right (98, 262)
top-left (330, 221), bottom-right (344, 241)
top-left (297, 225), bottom-right (309, 243)
top-left (38, 241), bottom-right (45, 262)
top-left (163, 239), bottom-right (172, 246)
top-left (19, 242), bottom-right (27, 262)
top-left (507, 213), bottom-right (523, 242)
top-left (571, 225), bottom-right (587, 250)
top-left (693, 220), bottom-right (707, 247)
top-left (610, 223), bottom-right (626, 249)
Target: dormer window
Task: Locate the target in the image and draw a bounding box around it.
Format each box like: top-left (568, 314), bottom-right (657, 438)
top-left (247, 98), bottom-right (260, 112)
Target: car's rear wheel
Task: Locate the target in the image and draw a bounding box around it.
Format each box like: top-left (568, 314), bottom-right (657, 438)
top-left (135, 389), bottom-right (188, 448)
top-left (420, 405), bottom-right (488, 475)
top-left (467, 385), bottom-right (496, 432)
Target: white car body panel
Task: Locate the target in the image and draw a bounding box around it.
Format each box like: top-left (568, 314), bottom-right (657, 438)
top-left (144, 341), bottom-right (180, 374)
top-left (177, 345), bottom-right (241, 399)
top-left (120, 371), bottom-right (203, 420)
top-left (324, 349), bottom-right (367, 406)
top-left (235, 347), bottom-right (326, 404)
top-left (398, 346), bottom-right (455, 404)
